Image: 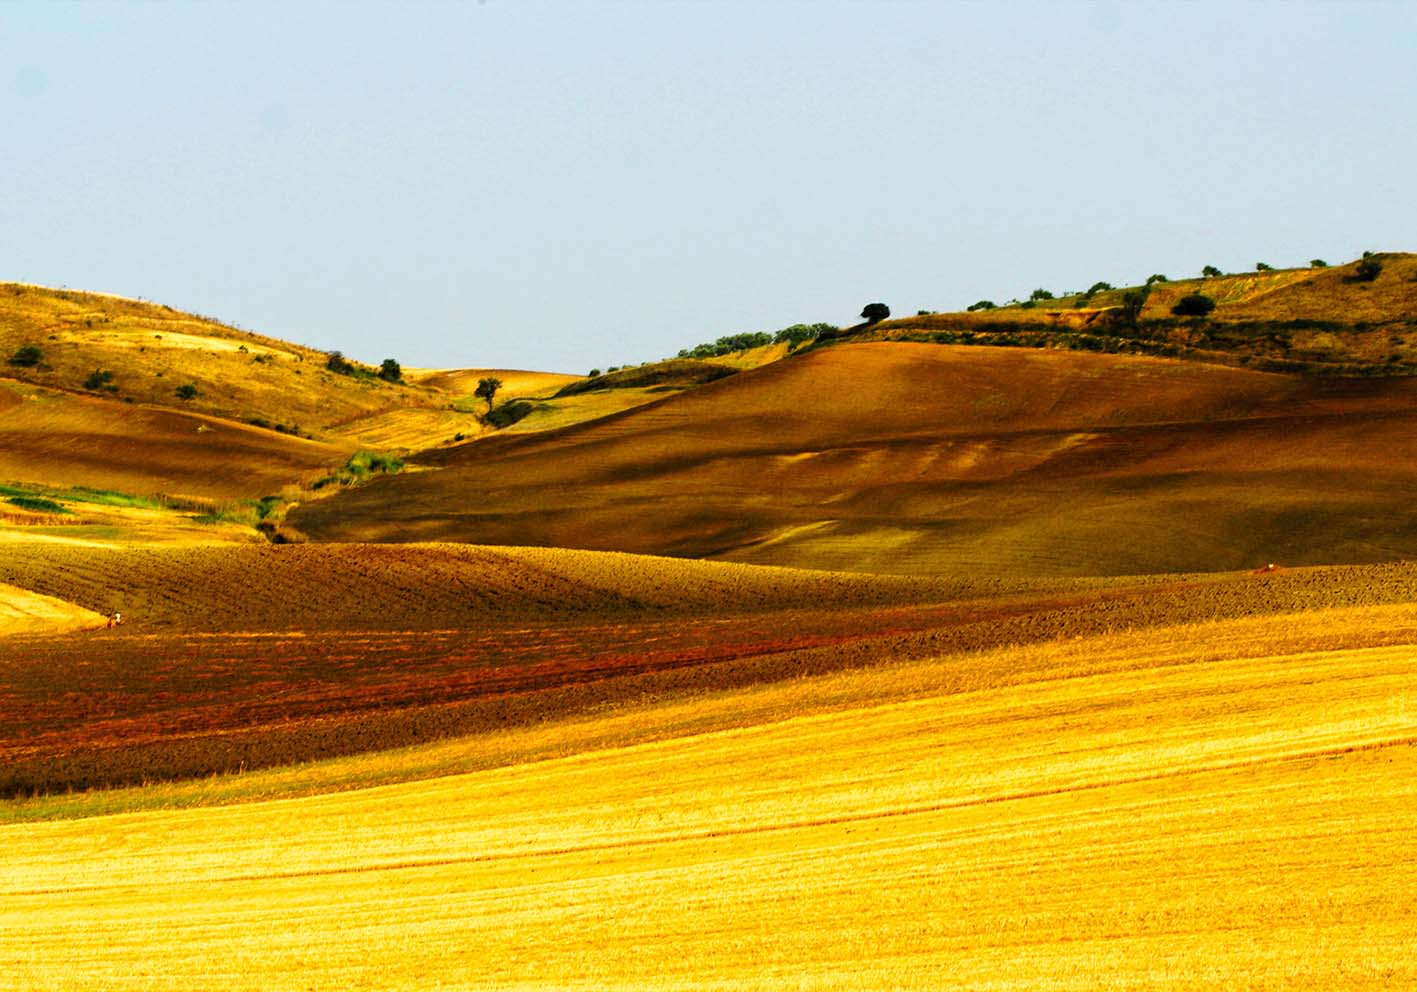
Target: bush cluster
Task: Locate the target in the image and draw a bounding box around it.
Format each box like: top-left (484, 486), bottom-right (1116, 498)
top-left (676, 322), bottom-right (839, 360)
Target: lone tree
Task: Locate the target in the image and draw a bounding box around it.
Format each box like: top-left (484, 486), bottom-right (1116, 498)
top-left (378, 358), bottom-right (402, 383)
top-left (1201, 265), bottom-right (1223, 278)
top-left (1171, 293), bottom-right (1217, 317)
top-left (1118, 286), bottom-right (1151, 327)
top-left (475, 376), bottom-right (502, 414)
top-left (860, 302), bottom-right (890, 323)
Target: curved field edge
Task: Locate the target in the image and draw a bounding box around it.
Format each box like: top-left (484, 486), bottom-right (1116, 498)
top-left (5, 593), bottom-right (1416, 824)
top-left (3, 605), bottom-right (1414, 990)
top-left (7, 560), bottom-right (1414, 799)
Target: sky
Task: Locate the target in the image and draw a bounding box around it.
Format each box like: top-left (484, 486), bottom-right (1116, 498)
top-left (4, 1), bottom-right (1415, 374)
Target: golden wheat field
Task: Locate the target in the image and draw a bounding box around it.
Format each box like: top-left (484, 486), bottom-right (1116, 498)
top-left (4, 601), bottom-right (1415, 991)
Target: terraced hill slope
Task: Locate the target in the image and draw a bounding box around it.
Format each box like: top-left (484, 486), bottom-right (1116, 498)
top-left (291, 342), bottom-right (1417, 575)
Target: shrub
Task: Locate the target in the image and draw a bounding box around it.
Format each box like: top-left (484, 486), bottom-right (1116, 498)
top-left (175, 383), bottom-right (199, 400)
top-left (587, 368), bottom-right (601, 377)
top-left (1202, 265), bottom-right (1223, 278)
top-left (1029, 288), bottom-right (1054, 301)
top-left (1145, 273), bottom-right (1169, 286)
top-left (486, 399), bottom-right (534, 429)
top-left (378, 358), bottom-right (402, 383)
top-left (1354, 257), bottom-right (1383, 282)
top-left (1171, 293), bottom-right (1218, 317)
top-left (325, 351), bottom-right (355, 375)
top-left (1310, 259), bottom-right (1328, 268)
top-left (966, 300), bottom-right (997, 312)
top-left (83, 369), bottom-right (115, 390)
top-left (860, 302), bottom-right (890, 323)
top-left (8, 344), bottom-right (42, 367)
top-left (1084, 282), bottom-right (1113, 297)
top-left (773, 323), bottom-right (835, 347)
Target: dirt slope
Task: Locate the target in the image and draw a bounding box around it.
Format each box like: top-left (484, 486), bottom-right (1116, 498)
top-left (0, 379), bottom-right (347, 501)
top-left (291, 342), bottom-right (1417, 575)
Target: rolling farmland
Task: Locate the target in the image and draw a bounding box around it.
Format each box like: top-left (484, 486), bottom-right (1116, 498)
top-left (4, 605), bottom-right (1415, 989)
top-left (7, 276), bottom-right (1417, 989)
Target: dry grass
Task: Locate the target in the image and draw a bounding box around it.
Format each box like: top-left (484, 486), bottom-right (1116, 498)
top-left (3, 605), bottom-right (1415, 989)
top-left (0, 582), bottom-right (104, 635)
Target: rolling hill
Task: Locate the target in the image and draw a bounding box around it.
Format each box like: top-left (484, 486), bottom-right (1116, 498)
top-left (290, 341), bottom-right (1417, 576)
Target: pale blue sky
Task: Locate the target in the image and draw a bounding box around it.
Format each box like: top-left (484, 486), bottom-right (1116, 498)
top-left (4, 1), bottom-right (1413, 373)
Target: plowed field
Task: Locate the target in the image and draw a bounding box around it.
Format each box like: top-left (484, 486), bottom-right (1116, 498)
top-left (8, 545), bottom-right (1417, 798)
top-left (290, 344), bottom-right (1417, 575)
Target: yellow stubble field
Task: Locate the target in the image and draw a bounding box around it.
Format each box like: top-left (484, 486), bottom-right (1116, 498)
top-left (4, 605), bottom-right (1416, 991)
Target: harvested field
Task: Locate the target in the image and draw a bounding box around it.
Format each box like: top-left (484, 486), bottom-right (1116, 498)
top-left (4, 605), bottom-right (1415, 989)
top-left (0, 583), bottom-right (104, 636)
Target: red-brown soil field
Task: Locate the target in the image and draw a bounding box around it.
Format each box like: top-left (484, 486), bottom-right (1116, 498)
top-left (6, 541), bottom-right (1417, 798)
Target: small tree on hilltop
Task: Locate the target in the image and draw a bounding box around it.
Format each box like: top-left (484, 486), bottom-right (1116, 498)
top-left (1029, 288), bottom-right (1054, 302)
top-left (1202, 265), bottom-right (1223, 278)
top-left (1310, 259), bottom-right (1329, 268)
top-left (860, 302), bottom-right (890, 323)
top-left (378, 358), bottom-right (402, 383)
top-left (1145, 273), bottom-right (1169, 286)
top-left (966, 300), bottom-right (997, 312)
top-left (475, 376), bottom-right (502, 414)
top-left (1256, 261), bottom-right (1273, 272)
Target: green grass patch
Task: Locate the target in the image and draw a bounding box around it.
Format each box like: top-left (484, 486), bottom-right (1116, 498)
top-left (6, 495), bottom-right (70, 514)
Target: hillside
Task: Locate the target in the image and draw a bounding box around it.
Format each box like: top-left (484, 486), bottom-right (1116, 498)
top-left (290, 341), bottom-right (1417, 575)
top-left (0, 283), bottom-right (460, 438)
top-left (862, 253), bottom-right (1417, 374)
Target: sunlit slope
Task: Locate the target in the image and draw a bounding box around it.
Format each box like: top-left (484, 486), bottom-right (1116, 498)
top-left (0, 379), bottom-right (348, 501)
top-left (292, 343), bottom-right (1417, 575)
top-left (0, 283), bottom-right (450, 437)
top-left (5, 606), bottom-right (1415, 989)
